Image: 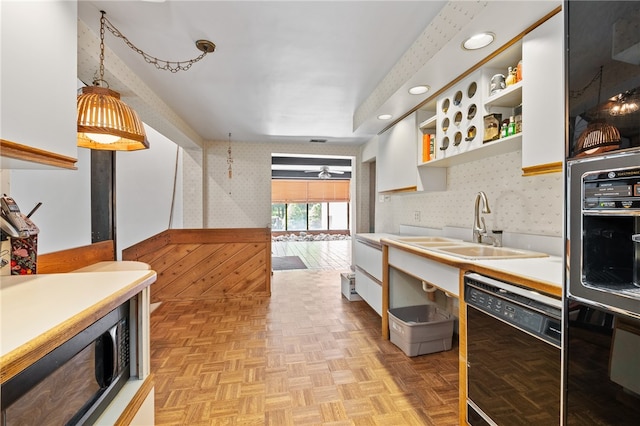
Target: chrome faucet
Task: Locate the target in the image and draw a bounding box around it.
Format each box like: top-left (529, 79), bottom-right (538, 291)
top-left (473, 191), bottom-right (491, 244)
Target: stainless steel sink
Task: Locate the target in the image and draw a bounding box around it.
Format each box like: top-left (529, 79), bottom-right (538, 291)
top-left (431, 244), bottom-right (548, 260)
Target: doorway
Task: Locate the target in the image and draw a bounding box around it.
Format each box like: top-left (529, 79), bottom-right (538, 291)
top-left (270, 154), bottom-right (353, 270)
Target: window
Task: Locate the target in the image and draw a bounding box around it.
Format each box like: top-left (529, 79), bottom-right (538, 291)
top-left (328, 202), bottom-right (348, 230)
top-left (271, 202), bottom-right (349, 232)
top-left (286, 203), bottom-right (308, 231)
top-left (308, 203), bottom-right (324, 230)
top-left (271, 204), bottom-right (285, 231)
top-left (271, 179), bottom-right (350, 232)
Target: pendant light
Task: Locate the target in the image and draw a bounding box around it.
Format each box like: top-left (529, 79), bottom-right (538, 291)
top-left (77, 11), bottom-right (215, 151)
top-left (77, 11), bottom-right (149, 151)
top-left (574, 66), bottom-right (620, 157)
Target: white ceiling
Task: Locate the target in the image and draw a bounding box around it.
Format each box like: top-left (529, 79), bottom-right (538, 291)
top-left (77, 1), bottom-right (561, 148)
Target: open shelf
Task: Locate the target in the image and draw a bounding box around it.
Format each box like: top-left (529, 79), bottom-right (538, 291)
top-left (418, 133), bottom-right (522, 168)
top-left (419, 115), bottom-right (437, 131)
top-left (484, 81), bottom-right (523, 109)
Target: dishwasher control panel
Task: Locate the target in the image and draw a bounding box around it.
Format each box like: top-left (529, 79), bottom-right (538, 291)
top-left (464, 273), bottom-right (561, 347)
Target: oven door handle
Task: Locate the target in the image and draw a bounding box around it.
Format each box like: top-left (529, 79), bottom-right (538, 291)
top-left (633, 234), bottom-right (640, 243)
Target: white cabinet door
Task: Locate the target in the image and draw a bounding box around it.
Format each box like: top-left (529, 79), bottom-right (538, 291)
top-left (1, 1), bottom-right (78, 160)
top-left (377, 112), bottom-right (419, 193)
top-left (521, 11), bottom-right (564, 172)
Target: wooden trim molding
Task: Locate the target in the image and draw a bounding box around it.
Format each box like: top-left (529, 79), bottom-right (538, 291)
top-left (114, 374), bottom-right (155, 426)
top-left (522, 161), bottom-right (563, 176)
top-left (458, 269), bottom-right (470, 425)
top-left (0, 139), bottom-right (77, 170)
top-left (37, 240), bottom-right (115, 274)
top-left (378, 186), bottom-right (417, 196)
top-left (381, 244), bottom-right (390, 340)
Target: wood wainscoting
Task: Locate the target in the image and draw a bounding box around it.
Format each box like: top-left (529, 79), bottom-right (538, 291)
top-left (122, 228), bottom-right (271, 303)
top-left (37, 240), bottom-right (115, 273)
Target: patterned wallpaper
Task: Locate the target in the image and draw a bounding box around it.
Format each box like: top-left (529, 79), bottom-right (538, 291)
top-left (184, 141), bottom-right (368, 232)
top-left (376, 150), bottom-right (564, 237)
top-left (182, 148), bottom-right (204, 228)
top-left (183, 140), bottom-right (562, 237)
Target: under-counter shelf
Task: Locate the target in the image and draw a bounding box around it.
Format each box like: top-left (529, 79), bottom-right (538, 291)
top-left (418, 133), bottom-right (522, 168)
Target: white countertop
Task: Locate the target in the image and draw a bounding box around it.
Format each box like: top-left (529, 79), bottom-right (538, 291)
top-left (473, 256), bottom-right (563, 289)
top-left (381, 237), bottom-right (563, 295)
top-left (355, 233), bottom-right (400, 246)
top-left (0, 270), bottom-right (156, 358)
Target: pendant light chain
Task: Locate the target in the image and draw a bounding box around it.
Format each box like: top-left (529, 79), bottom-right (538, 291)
top-left (569, 66), bottom-right (602, 99)
top-left (101, 11), bottom-right (212, 73)
top-left (93, 11), bottom-right (108, 87)
top-left (596, 65), bottom-right (603, 105)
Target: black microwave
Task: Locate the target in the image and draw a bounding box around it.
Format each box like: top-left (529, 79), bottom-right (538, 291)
top-left (1, 302), bottom-right (131, 425)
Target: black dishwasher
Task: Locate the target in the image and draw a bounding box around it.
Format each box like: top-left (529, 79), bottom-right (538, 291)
top-left (465, 272), bottom-right (562, 425)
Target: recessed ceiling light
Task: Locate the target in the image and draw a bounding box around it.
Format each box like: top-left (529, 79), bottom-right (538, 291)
top-left (409, 85), bottom-right (430, 95)
top-left (377, 114), bottom-right (393, 120)
top-left (462, 32), bottom-right (495, 50)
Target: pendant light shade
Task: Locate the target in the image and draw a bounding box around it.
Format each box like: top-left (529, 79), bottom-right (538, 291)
top-left (77, 86), bottom-right (149, 151)
top-left (573, 66), bottom-right (620, 157)
top-left (575, 119), bottom-right (620, 156)
top-left (77, 11), bottom-right (148, 151)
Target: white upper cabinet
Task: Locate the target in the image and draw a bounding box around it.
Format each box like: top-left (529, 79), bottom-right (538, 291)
top-left (521, 11), bottom-right (564, 174)
top-left (1, 1), bottom-right (78, 168)
top-left (377, 112), bottom-right (420, 193)
top-left (377, 112), bottom-right (446, 193)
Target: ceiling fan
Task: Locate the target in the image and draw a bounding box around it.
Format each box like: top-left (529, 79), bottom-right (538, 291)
top-left (304, 165), bottom-right (344, 179)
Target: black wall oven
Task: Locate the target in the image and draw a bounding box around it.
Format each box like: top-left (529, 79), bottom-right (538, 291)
top-left (465, 273), bottom-right (562, 425)
top-left (565, 1), bottom-right (640, 422)
top-left (1, 302), bottom-right (131, 425)
top-left (565, 152), bottom-right (640, 424)
top-left (567, 152), bottom-right (640, 314)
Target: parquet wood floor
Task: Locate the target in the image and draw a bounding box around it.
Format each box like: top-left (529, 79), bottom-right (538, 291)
top-left (150, 269), bottom-right (459, 425)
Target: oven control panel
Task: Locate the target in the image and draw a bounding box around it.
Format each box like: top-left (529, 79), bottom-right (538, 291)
top-left (583, 166), bottom-right (640, 210)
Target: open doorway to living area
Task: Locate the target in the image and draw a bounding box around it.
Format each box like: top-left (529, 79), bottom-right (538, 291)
top-left (271, 154), bottom-right (353, 271)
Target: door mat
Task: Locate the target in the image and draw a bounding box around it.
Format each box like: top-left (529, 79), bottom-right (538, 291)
top-left (272, 256), bottom-right (307, 271)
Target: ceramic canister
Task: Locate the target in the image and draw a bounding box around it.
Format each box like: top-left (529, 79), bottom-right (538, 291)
top-left (490, 74), bottom-right (506, 95)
